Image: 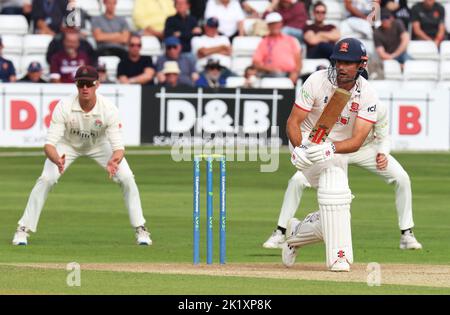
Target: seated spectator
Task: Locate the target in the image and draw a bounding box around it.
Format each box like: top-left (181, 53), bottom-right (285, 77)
top-left (242, 65), bottom-right (260, 88)
top-left (204, 0), bottom-right (245, 40)
top-left (49, 30), bottom-right (92, 83)
top-left (0, 36), bottom-right (16, 82)
top-left (18, 62), bottom-right (47, 83)
top-left (195, 59), bottom-right (228, 88)
top-left (272, 0), bottom-right (309, 43)
top-left (374, 9), bottom-right (410, 69)
top-left (31, 0), bottom-right (68, 35)
top-left (156, 36), bottom-right (198, 87)
top-left (164, 0), bottom-right (202, 53)
top-left (303, 1), bottom-right (340, 59)
top-left (411, 0), bottom-right (446, 48)
top-left (191, 17), bottom-right (232, 72)
top-left (252, 12), bottom-right (302, 84)
top-left (97, 63), bottom-right (114, 84)
top-left (381, 0), bottom-right (410, 28)
top-left (133, 0), bottom-right (176, 40)
top-left (92, 0), bottom-right (130, 59)
top-left (46, 27), bottom-right (97, 66)
top-left (1, 0), bottom-right (32, 16)
top-left (341, 0), bottom-right (374, 39)
top-left (117, 34), bottom-right (155, 85)
top-left (159, 61), bottom-right (190, 88)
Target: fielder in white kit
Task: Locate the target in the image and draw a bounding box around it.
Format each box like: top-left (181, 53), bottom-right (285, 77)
top-left (281, 38), bottom-right (383, 271)
top-left (264, 97), bottom-right (422, 252)
top-left (12, 65), bottom-right (152, 246)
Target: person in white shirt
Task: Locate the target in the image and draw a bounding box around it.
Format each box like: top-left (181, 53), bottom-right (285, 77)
top-left (204, 0), bottom-right (245, 39)
top-left (191, 17), bottom-right (232, 72)
top-left (12, 65), bottom-right (152, 246)
top-left (281, 38), bottom-right (380, 272)
top-left (263, 96), bottom-right (422, 252)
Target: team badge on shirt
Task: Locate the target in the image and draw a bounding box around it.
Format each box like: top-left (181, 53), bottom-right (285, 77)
top-left (94, 119), bottom-right (103, 128)
top-left (337, 115), bottom-right (350, 125)
top-left (350, 102), bottom-right (359, 112)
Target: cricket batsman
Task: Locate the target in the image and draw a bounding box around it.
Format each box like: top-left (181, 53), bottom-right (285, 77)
top-left (263, 98), bottom-right (422, 252)
top-left (12, 65), bottom-right (152, 246)
top-left (281, 38), bottom-right (381, 272)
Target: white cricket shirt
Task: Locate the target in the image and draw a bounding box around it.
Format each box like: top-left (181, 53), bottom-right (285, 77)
top-left (364, 99), bottom-right (391, 155)
top-left (294, 70), bottom-right (378, 142)
top-left (45, 93), bottom-right (124, 152)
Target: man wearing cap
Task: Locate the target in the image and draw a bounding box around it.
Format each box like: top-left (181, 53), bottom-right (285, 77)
top-left (252, 12), bottom-right (302, 84)
top-left (18, 61), bottom-right (47, 83)
top-left (374, 8), bottom-right (410, 69)
top-left (191, 17), bottom-right (232, 72)
top-left (164, 0), bottom-right (202, 53)
top-left (158, 60), bottom-right (188, 88)
top-left (156, 36), bottom-right (198, 87)
top-left (195, 58), bottom-right (227, 88)
top-left (12, 65), bottom-right (152, 246)
top-left (117, 34), bottom-right (155, 85)
top-left (0, 36), bottom-right (17, 83)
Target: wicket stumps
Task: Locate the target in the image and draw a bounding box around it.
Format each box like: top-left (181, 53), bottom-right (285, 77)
top-left (193, 154), bottom-right (226, 265)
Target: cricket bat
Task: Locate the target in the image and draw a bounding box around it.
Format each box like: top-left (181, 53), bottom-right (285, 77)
top-left (308, 88), bottom-right (352, 145)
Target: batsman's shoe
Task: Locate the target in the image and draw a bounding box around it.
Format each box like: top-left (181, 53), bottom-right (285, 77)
top-left (282, 243), bottom-right (298, 268)
top-left (400, 230), bottom-right (422, 250)
top-left (12, 226), bottom-right (29, 246)
top-left (330, 258), bottom-right (350, 272)
top-left (263, 229), bottom-right (285, 249)
top-left (135, 226), bottom-right (152, 245)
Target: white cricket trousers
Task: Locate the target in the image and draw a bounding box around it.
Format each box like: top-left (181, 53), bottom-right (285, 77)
top-left (278, 144), bottom-right (414, 231)
top-left (18, 142), bottom-right (146, 232)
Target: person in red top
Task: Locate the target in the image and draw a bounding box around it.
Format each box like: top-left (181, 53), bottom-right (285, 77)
top-left (49, 31), bottom-right (92, 83)
top-left (252, 12), bottom-right (302, 84)
top-left (270, 0), bottom-right (308, 43)
top-left (303, 1), bottom-right (341, 59)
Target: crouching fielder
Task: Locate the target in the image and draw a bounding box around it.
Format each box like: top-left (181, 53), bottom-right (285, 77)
top-left (283, 38), bottom-right (378, 271)
top-left (12, 65), bottom-right (152, 246)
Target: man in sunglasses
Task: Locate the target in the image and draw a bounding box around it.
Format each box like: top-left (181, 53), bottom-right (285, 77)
top-left (12, 65), bottom-right (152, 246)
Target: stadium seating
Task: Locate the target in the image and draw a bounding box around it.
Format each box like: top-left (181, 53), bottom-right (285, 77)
top-left (77, 0), bottom-right (102, 16)
top-left (231, 56), bottom-right (253, 76)
top-left (141, 36), bottom-right (162, 57)
top-left (225, 76), bottom-right (246, 88)
top-left (404, 60), bottom-right (439, 81)
top-left (301, 58), bottom-right (330, 75)
top-left (232, 36), bottom-right (262, 57)
top-left (440, 61), bottom-right (450, 81)
top-left (407, 41), bottom-right (439, 60)
top-left (23, 34), bottom-right (53, 55)
top-left (0, 15), bottom-right (29, 35)
top-left (1, 35), bottom-right (23, 55)
top-left (98, 55), bottom-right (121, 82)
top-left (259, 77), bottom-right (294, 89)
top-left (116, 0), bottom-right (134, 17)
top-left (245, 0), bottom-right (271, 15)
top-left (383, 60), bottom-right (403, 80)
top-left (440, 41), bottom-right (450, 60)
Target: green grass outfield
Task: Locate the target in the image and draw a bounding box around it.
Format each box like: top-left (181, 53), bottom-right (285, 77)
top-left (0, 148), bottom-right (449, 295)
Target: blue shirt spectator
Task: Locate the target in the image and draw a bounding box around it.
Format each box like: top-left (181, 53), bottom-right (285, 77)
top-left (195, 59), bottom-right (227, 88)
top-left (0, 37), bottom-right (16, 82)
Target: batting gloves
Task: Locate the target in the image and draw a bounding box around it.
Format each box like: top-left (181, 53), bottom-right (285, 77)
top-left (306, 142), bottom-right (336, 163)
top-left (291, 145), bottom-right (313, 170)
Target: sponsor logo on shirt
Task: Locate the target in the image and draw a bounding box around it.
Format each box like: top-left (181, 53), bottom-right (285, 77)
top-left (70, 128), bottom-right (99, 139)
top-left (368, 104), bottom-right (377, 113)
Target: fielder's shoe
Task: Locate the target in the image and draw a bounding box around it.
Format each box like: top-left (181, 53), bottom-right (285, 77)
top-left (12, 226), bottom-right (29, 246)
top-left (400, 230), bottom-right (422, 250)
top-left (282, 243), bottom-right (298, 268)
top-left (135, 226), bottom-right (152, 245)
top-left (263, 229), bottom-right (285, 249)
top-left (330, 258), bottom-right (350, 272)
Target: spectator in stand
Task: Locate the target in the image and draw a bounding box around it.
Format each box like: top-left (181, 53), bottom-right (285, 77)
top-left (204, 0), bottom-right (245, 40)
top-left (49, 30), bottom-right (92, 83)
top-left (133, 0), bottom-right (176, 40)
top-left (156, 36), bottom-right (198, 87)
top-left (411, 0), bottom-right (446, 48)
top-left (158, 61), bottom-right (190, 88)
top-left (18, 61), bottom-right (47, 83)
top-left (374, 8), bottom-right (410, 70)
top-left (381, 0), bottom-right (410, 28)
top-left (97, 63), bottom-right (114, 84)
top-left (92, 0), bottom-right (130, 59)
top-left (195, 59), bottom-right (228, 88)
top-left (46, 27), bottom-right (97, 66)
top-left (341, 0), bottom-right (374, 39)
top-left (0, 36), bottom-right (16, 82)
top-left (270, 0), bottom-right (309, 43)
top-left (242, 65), bottom-right (260, 88)
top-left (191, 17), bottom-right (232, 72)
top-left (0, 0), bottom-right (32, 16)
top-left (164, 0), bottom-right (202, 53)
top-left (252, 12), bottom-right (302, 84)
top-left (190, 0), bottom-right (208, 23)
top-left (117, 34), bottom-right (155, 85)
top-left (303, 1), bottom-right (340, 59)
top-left (31, 0), bottom-right (68, 35)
